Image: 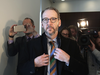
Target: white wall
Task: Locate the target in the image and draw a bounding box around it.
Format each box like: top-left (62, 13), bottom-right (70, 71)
top-left (0, 0), bottom-right (40, 75)
top-left (42, 0), bottom-right (51, 10)
top-left (51, 1), bottom-right (100, 12)
top-left (41, 0), bottom-right (51, 33)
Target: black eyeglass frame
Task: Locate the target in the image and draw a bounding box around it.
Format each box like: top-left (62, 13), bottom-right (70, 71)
top-left (42, 18), bottom-right (58, 23)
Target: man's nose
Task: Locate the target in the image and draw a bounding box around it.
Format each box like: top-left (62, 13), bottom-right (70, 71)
top-left (47, 19), bottom-right (52, 25)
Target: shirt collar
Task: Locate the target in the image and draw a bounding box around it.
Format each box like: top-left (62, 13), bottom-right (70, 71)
top-left (47, 37), bottom-right (57, 43)
top-left (26, 35), bottom-right (34, 39)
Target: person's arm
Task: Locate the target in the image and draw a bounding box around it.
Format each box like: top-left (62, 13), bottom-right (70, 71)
top-left (7, 37), bottom-right (20, 56)
top-left (89, 40), bottom-right (100, 62)
top-left (7, 24), bottom-right (18, 56)
top-left (92, 49), bottom-right (100, 62)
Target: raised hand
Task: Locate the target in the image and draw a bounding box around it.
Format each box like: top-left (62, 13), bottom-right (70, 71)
top-left (34, 53), bottom-right (49, 67)
top-left (9, 24), bottom-right (17, 36)
top-left (54, 48), bottom-right (70, 64)
top-left (24, 24), bottom-right (34, 34)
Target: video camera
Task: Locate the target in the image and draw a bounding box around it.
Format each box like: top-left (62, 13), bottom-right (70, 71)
top-left (78, 29), bottom-right (98, 46)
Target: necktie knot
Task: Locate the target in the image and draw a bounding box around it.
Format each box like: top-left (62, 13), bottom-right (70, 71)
top-left (49, 41), bottom-right (55, 46)
top-left (28, 37), bottom-right (31, 41)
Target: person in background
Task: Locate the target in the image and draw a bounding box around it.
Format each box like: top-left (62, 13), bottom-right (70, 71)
top-left (7, 17), bottom-right (39, 75)
top-left (68, 25), bottom-right (78, 41)
top-left (23, 7), bottom-right (88, 75)
top-left (60, 27), bottom-right (76, 40)
top-left (95, 37), bottom-right (100, 51)
top-left (98, 30), bottom-right (100, 37)
top-left (80, 37), bottom-right (100, 75)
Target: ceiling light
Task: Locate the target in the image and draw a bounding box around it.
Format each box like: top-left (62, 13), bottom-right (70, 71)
top-left (61, 0), bottom-right (65, 1)
top-left (77, 18), bottom-right (89, 30)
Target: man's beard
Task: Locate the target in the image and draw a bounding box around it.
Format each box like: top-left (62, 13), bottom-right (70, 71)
top-left (44, 26), bottom-right (58, 37)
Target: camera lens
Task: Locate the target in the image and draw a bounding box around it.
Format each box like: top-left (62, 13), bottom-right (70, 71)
top-left (81, 36), bottom-right (88, 43)
top-left (78, 34), bottom-right (90, 46)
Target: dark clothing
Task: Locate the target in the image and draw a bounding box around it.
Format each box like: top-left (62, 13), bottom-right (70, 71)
top-left (20, 33), bottom-right (88, 75)
top-left (7, 36), bottom-right (34, 74)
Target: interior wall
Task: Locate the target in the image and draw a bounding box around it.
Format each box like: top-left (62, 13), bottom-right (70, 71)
top-left (0, 0), bottom-right (40, 75)
top-left (51, 1), bottom-right (100, 31)
top-left (42, 0), bottom-right (51, 10)
top-left (41, 0), bottom-right (51, 33)
top-left (59, 12), bottom-right (100, 31)
top-left (51, 1), bottom-right (100, 12)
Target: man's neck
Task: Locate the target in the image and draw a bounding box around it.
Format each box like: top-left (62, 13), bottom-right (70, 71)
top-left (46, 32), bottom-right (58, 40)
top-left (26, 33), bottom-right (33, 37)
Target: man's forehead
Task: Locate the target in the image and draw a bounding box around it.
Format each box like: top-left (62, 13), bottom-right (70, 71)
top-left (23, 19), bottom-right (32, 25)
top-left (42, 10), bottom-right (58, 18)
top-left (23, 19), bottom-right (31, 21)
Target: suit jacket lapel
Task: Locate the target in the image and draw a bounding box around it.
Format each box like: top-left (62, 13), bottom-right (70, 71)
top-left (56, 36), bottom-right (63, 75)
top-left (42, 33), bottom-right (48, 54)
top-left (41, 33), bottom-right (48, 75)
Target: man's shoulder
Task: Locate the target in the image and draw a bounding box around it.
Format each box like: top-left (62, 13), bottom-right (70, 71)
top-left (61, 35), bottom-right (76, 43)
top-left (16, 36), bottom-right (26, 41)
top-left (16, 35), bottom-right (25, 39)
top-left (30, 35), bottom-right (42, 43)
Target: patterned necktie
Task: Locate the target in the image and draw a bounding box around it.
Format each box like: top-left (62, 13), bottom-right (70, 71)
top-left (49, 41), bottom-right (57, 75)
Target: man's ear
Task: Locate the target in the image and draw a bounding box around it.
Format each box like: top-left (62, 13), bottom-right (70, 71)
top-left (41, 22), bottom-right (44, 28)
top-left (58, 19), bottom-right (61, 27)
top-left (32, 25), bottom-right (35, 28)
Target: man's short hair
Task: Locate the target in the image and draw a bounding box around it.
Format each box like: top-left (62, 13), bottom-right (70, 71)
top-left (41, 7), bottom-right (60, 20)
top-left (68, 25), bottom-right (78, 32)
top-left (24, 17), bottom-right (34, 26)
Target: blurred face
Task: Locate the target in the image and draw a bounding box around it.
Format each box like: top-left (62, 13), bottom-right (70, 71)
top-left (70, 28), bottom-right (77, 37)
top-left (96, 38), bottom-right (100, 47)
top-left (42, 10), bottom-right (61, 36)
top-left (98, 31), bottom-right (100, 37)
top-left (23, 19), bottom-right (34, 27)
top-left (23, 19), bottom-right (35, 35)
top-left (61, 29), bottom-right (69, 38)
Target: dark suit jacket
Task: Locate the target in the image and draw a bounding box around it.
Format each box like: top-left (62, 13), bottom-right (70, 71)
top-left (7, 36), bottom-right (34, 74)
top-left (18, 33), bottom-right (88, 75)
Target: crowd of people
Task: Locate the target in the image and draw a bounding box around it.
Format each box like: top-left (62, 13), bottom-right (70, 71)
top-left (60, 25), bottom-right (100, 75)
top-left (7, 7), bottom-right (100, 75)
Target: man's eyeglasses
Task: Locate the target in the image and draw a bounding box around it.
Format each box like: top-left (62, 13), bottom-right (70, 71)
top-left (42, 17), bottom-right (58, 23)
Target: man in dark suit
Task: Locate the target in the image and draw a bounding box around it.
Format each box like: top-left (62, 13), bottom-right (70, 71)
top-left (7, 18), bottom-right (39, 75)
top-left (21, 7), bottom-right (88, 75)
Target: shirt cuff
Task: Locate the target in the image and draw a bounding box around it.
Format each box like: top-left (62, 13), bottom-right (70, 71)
top-left (8, 40), bottom-right (14, 44)
top-left (65, 62), bottom-right (69, 66)
top-left (34, 34), bottom-right (40, 38)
